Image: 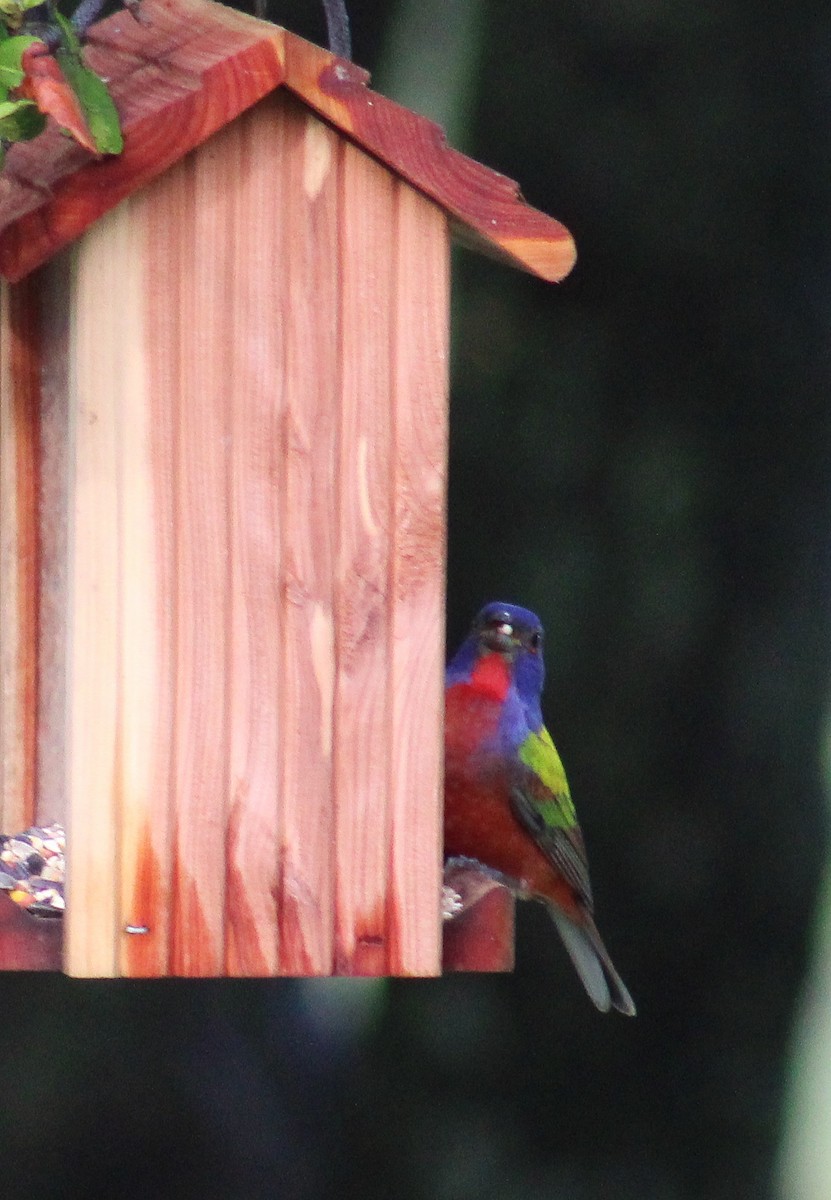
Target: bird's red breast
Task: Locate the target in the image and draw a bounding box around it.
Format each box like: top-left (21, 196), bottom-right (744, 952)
top-left (444, 665), bottom-right (581, 919)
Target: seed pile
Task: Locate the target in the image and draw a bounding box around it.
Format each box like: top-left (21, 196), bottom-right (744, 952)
top-left (0, 824), bottom-right (65, 917)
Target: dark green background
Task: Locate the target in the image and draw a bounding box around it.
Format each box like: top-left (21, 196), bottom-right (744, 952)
top-left (3, 1), bottom-right (829, 1196)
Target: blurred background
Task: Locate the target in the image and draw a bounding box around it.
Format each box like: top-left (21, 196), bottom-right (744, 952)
top-left (3, 0), bottom-right (830, 1196)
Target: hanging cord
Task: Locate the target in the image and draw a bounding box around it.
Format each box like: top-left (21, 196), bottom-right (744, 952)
top-left (322, 0), bottom-right (351, 59)
top-left (70, 0), bottom-right (109, 35)
top-left (45, 1), bottom-right (351, 60)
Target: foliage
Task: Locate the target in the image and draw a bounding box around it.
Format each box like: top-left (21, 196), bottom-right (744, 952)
top-left (0, 0), bottom-right (121, 168)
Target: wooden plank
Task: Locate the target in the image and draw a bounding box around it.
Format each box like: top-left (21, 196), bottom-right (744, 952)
top-left (0, 280), bottom-right (22, 834)
top-left (56, 171), bottom-right (182, 980)
top-left (387, 184), bottom-right (448, 975)
top-left (332, 142), bottom-right (396, 974)
top-left (63, 212), bottom-right (124, 976)
top-left (165, 135), bottom-right (233, 976)
top-left (0, 285), bottom-right (25, 832)
top-left (0, 895), bottom-right (62, 972)
top-left (0, 279), bottom-right (40, 835)
top-left (277, 97), bottom-right (340, 974)
top-left (223, 99), bottom-right (286, 977)
top-left (116, 184), bottom-right (173, 978)
top-left (36, 257), bottom-right (72, 830)
top-left (441, 858), bottom-right (516, 971)
top-left (280, 32), bottom-right (576, 283)
top-left (62, 193), bottom-right (176, 977)
top-left (442, 886), bottom-right (516, 973)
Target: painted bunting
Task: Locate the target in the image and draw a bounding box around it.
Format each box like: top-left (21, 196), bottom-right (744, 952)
top-left (445, 602), bottom-right (635, 1015)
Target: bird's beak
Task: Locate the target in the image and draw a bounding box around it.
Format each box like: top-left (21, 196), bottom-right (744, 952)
top-left (480, 623), bottom-right (518, 655)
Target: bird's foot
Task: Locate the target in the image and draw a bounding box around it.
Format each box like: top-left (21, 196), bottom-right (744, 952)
top-left (442, 856), bottom-right (514, 919)
top-left (442, 884), bottom-right (464, 921)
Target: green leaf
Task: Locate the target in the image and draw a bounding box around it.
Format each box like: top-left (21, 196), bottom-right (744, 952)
top-left (56, 51), bottom-right (123, 154)
top-left (0, 33), bottom-right (40, 89)
top-left (53, 11), bottom-right (122, 156)
top-left (0, 95), bottom-right (45, 141)
top-left (54, 11), bottom-right (82, 58)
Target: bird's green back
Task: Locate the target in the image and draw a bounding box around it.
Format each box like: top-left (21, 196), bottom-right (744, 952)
top-left (516, 726), bottom-right (577, 831)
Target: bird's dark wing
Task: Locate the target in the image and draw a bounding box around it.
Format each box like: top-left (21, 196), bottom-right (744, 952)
top-left (509, 725), bottom-right (594, 910)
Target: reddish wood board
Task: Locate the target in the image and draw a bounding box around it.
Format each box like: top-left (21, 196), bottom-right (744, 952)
top-left (442, 890), bottom-right (515, 972)
top-left (0, 0), bottom-right (575, 284)
top-left (0, 894), bottom-right (62, 971)
top-left (0, 279), bottom-right (40, 833)
top-left (441, 863), bottom-right (516, 972)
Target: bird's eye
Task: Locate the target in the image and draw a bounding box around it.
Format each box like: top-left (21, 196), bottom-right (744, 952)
top-left (529, 631), bottom-right (542, 652)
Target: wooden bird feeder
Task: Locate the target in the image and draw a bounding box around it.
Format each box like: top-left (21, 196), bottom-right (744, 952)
top-left (0, 0), bottom-right (575, 977)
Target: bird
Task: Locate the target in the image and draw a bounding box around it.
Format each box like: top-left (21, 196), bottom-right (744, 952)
top-left (444, 601), bottom-right (636, 1015)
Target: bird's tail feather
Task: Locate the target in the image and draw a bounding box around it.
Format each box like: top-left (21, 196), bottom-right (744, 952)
top-left (548, 907), bottom-right (636, 1016)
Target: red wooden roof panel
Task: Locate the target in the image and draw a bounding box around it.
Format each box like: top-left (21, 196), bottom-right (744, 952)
top-left (0, 0), bottom-right (576, 283)
top-left (281, 35), bottom-right (576, 281)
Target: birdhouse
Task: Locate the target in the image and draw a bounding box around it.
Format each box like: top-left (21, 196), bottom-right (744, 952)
top-left (0, 0), bottom-right (575, 977)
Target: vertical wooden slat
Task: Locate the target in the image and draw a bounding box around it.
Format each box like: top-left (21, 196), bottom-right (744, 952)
top-left (387, 185), bottom-right (448, 975)
top-left (167, 141), bottom-right (233, 976)
top-left (224, 100), bottom-right (286, 976)
top-left (63, 193), bottom-right (176, 978)
top-left (333, 143), bottom-right (396, 974)
top-left (64, 214), bottom-right (124, 976)
top-left (0, 278), bottom-right (40, 834)
top-left (37, 257), bottom-right (72, 829)
top-left (0, 279), bottom-right (24, 833)
top-left (117, 184), bottom-right (173, 977)
top-left (276, 99), bottom-right (340, 974)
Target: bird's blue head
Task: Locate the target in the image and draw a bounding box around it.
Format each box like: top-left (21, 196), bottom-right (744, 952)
top-left (446, 602), bottom-right (546, 728)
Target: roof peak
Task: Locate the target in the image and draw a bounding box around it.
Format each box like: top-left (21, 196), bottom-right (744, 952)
top-left (0, 0), bottom-right (575, 283)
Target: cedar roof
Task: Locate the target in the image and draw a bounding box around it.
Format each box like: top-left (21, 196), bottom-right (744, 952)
top-left (0, 0), bottom-right (576, 283)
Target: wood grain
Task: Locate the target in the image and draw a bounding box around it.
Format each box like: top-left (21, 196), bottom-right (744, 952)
top-left (0, 279), bottom-right (39, 834)
top-left (118, 182), bottom-right (173, 978)
top-left (35, 257), bottom-right (72, 830)
top-left (387, 184), bottom-right (448, 975)
top-left (223, 101), bottom-right (287, 977)
top-left (3, 84), bottom-right (460, 977)
top-left (58, 93), bottom-right (437, 977)
top-left (63, 209), bottom-right (124, 977)
top-left (277, 97), bottom-right (340, 974)
top-left (332, 141), bottom-right (396, 974)
top-left (280, 35), bottom-right (576, 283)
top-left (166, 133), bottom-right (232, 977)
top-left (0, 283), bottom-right (21, 832)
